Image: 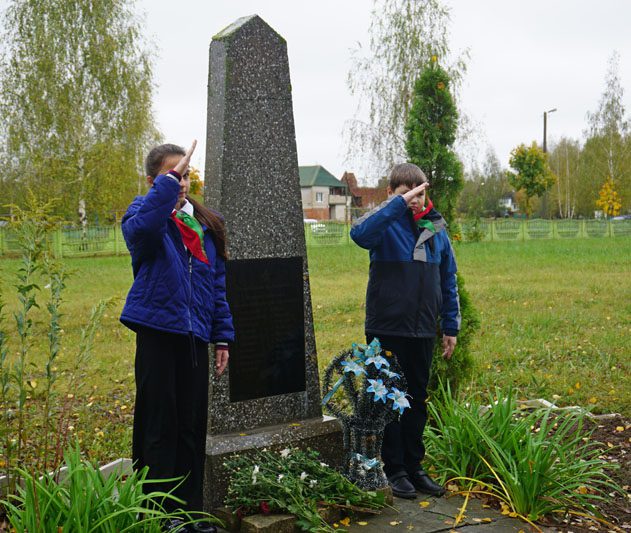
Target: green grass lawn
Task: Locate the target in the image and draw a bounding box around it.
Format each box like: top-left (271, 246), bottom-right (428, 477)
top-left (0, 237), bottom-right (629, 466)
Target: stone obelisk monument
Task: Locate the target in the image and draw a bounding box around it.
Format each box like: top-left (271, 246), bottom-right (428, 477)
top-left (203, 15), bottom-right (342, 509)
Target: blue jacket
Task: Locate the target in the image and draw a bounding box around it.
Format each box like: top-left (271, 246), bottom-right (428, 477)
top-left (119, 173), bottom-right (235, 345)
top-left (350, 195), bottom-right (461, 338)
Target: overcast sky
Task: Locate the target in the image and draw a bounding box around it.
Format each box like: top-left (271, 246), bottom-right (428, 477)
top-left (139, 0), bottom-right (630, 182)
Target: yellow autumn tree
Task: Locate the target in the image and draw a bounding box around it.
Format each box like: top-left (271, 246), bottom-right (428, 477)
top-left (595, 177), bottom-right (622, 217)
top-left (189, 166), bottom-right (204, 196)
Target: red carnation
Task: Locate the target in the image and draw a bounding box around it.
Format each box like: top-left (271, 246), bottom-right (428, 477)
top-left (259, 501), bottom-right (271, 515)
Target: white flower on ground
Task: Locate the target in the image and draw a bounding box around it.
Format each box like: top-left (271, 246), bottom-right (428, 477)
top-left (277, 474), bottom-right (284, 482)
top-left (280, 448), bottom-right (291, 458)
top-left (309, 479), bottom-right (318, 488)
top-left (300, 471), bottom-right (308, 481)
top-left (319, 462), bottom-right (329, 468)
top-left (253, 465), bottom-right (260, 475)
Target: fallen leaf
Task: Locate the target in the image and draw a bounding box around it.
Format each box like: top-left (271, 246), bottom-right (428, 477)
top-left (615, 426), bottom-right (625, 432)
top-left (357, 521), bottom-right (368, 526)
top-left (339, 517), bottom-right (350, 527)
top-left (389, 521), bottom-right (402, 526)
top-left (419, 501), bottom-right (430, 508)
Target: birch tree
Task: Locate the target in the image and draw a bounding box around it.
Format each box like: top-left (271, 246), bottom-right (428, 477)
top-left (345, 0), bottom-right (467, 179)
top-left (583, 51), bottom-right (631, 212)
top-left (0, 0), bottom-right (159, 224)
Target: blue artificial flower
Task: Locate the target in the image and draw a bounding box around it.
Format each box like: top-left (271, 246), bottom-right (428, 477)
top-left (365, 354), bottom-right (390, 370)
top-left (380, 368), bottom-right (400, 379)
top-left (340, 359), bottom-right (366, 376)
top-left (355, 453), bottom-right (380, 471)
top-left (366, 379), bottom-right (388, 403)
top-left (352, 342), bottom-right (365, 360)
top-left (387, 387), bottom-right (411, 414)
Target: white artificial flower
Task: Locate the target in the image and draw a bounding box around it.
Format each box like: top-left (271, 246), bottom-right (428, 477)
top-left (309, 479), bottom-right (318, 488)
top-left (253, 465), bottom-right (260, 475)
top-left (300, 472), bottom-right (308, 481)
top-left (319, 462), bottom-right (329, 468)
top-left (277, 474), bottom-right (284, 482)
top-left (280, 448), bottom-right (291, 458)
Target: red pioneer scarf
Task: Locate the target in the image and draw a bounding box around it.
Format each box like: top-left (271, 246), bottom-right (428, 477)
top-left (413, 199), bottom-right (436, 233)
top-left (170, 210), bottom-right (209, 265)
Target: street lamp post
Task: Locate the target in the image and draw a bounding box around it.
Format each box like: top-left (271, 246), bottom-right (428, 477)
top-left (543, 108), bottom-right (557, 153)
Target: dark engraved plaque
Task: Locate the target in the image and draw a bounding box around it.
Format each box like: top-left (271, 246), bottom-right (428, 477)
top-left (226, 256), bottom-right (306, 402)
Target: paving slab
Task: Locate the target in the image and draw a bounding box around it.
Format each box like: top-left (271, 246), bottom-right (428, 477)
top-left (331, 494), bottom-right (531, 532)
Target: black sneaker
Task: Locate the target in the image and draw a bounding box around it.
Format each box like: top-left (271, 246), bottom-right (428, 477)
top-left (408, 470), bottom-right (446, 497)
top-left (191, 521), bottom-right (217, 533)
top-left (387, 472), bottom-right (417, 499)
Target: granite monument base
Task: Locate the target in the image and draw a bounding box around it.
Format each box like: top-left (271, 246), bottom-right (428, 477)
top-left (203, 416), bottom-right (343, 509)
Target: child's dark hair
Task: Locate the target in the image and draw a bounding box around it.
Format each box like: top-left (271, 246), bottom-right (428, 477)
top-left (388, 163), bottom-right (428, 190)
top-left (145, 144), bottom-right (228, 259)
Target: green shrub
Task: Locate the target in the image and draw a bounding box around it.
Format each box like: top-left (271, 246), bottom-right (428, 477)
top-left (463, 218), bottom-right (486, 242)
top-left (425, 383), bottom-right (621, 523)
top-left (429, 272), bottom-right (479, 394)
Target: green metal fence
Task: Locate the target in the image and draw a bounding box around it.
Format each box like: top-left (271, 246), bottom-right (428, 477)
top-left (0, 225), bottom-right (126, 258)
top-left (461, 218), bottom-right (631, 242)
top-left (0, 219), bottom-right (628, 258)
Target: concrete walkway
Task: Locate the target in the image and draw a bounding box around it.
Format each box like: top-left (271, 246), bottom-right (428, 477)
top-left (341, 493), bottom-right (532, 532)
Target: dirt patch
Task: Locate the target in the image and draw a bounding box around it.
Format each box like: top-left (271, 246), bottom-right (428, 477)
top-left (540, 413), bottom-right (630, 532)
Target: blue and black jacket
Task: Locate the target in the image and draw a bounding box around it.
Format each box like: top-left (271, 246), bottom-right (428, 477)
top-left (119, 172), bottom-right (235, 345)
top-left (350, 195), bottom-right (461, 339)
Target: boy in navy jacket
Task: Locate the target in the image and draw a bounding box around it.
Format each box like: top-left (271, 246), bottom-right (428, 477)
top-left (350, 163), bottom-right (460, 499)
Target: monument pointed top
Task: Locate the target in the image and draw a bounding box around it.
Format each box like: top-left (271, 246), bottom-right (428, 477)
top-left (212, 14), bottom-right (285, 43)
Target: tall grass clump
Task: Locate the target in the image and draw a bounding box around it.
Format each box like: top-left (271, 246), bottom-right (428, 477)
top-left (2, 445), bottom-right (212, 532)
top-left (425, 382), bottom-right (622, 523)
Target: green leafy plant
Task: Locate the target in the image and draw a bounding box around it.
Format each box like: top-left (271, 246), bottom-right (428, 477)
top-left (425, 383), bottom-right (622, 525)
top-left (2, 444), bottom-right (215, 532)
top-left (0, 195), bottom-right (110, 494)
top-left (224, 447), bottom-right (385, 532)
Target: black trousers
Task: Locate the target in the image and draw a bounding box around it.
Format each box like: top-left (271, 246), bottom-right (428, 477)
top-left (369, 334), bottom-right (435, 478)
top-left (132, 327), bottom-right (209, 513)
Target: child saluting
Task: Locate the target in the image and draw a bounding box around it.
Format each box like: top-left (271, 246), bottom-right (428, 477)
top-left (350, 162), bottom-right (460, 500)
